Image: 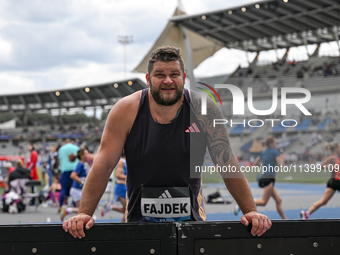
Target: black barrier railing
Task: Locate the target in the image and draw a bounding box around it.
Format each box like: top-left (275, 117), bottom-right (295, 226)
top-left (177, 220), bottom-right (340, 255)
top-left (0, 223), bottom-right (176, 255)
top-left (1, 220), bottom-right (340, 255)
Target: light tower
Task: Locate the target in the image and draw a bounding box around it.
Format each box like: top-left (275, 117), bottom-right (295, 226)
top-left (118, 35), bottom-right (133, 79)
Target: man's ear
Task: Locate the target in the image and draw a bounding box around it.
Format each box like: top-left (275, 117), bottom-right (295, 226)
top-left (146, 73), bottom-right (150, 87)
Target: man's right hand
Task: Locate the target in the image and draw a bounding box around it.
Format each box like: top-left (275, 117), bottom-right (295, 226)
top-left (62, 213), bottom-right (94, 238)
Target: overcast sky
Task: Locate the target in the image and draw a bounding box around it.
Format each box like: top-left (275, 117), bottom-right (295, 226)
top-left (0, 0), bottom-right (339, 95)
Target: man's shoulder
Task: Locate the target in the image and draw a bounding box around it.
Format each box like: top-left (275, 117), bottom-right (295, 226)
top-left (59, 143), bottom-right (70, 150)
top-left (59, 143), bottom-right (78, 153)
top-left (58, 145), bottom-right (66, 152)
top-left (117, 90), bottom-right (142, 108)
top-left (75, 161), bottom-right (84, 170)
top-left (185, 90), bottom-right (201, 113)
top-left (187, 89), bottom-right (200, 102)
top-left (70, 143), bottom-right (79, 149)
top-left (187, 89), bottom-right (219, 109)
top-left (107, 90), bottom-right (143, 120)
top-left (186, 89), bottom-right (224, 123)
top-left (101, 90), bottom-right (144, 138)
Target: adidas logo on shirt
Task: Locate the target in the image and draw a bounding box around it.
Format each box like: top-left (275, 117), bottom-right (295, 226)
top-left (185, 123), bottom-right (200, 133)
top-left (141, 187), bottom-right (191, 219)
top-left (159, 189), bottom-right (172, 198)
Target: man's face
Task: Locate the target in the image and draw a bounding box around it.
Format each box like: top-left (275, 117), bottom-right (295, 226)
top-left (146, 61), bottom-right (186, 106)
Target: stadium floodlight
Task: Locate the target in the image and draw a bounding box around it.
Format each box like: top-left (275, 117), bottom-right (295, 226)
top-left (228, 10), bottom-right (233, 15)
top-left (283, 0), bottom-right (288, 3)
top-left (201, 15), bottom-right (206, 20)
top-left (113, 83), bottom-right (119, 88)
top-left (241, 7), bottom-right (246, 12)
top-left (118, 35), bottom-right (133, 79)
top-left (255, 4), bottom-right (260, 9)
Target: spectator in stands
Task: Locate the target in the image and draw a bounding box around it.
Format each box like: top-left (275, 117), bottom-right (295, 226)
top-left (311, 117), bottom-right (319, 125)
top-left (252, 73), bottom-right (262, 83)
top-left (283, 66), bottom-right (290, 75)
top-left (296, 70), bottom-right (303, 79)
top-left (58, 139), bottom-right (79, 212)
top-left (308, 132), bottom-right (318, 148)
top-left (246, 67), bottom-right (253, 76)
top-left (301, 142), bottom-right (340, 219)
top-left (27, 143), bottom-right (39, 180)
top-left (271, 63), bottom-right (278, 71)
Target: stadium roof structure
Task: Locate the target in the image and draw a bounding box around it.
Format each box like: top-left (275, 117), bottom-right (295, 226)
top-left (0, 78), bottom-right (147, 116)
top-left (171, 0), bottom-right (340, 52)
top-left (134, 6), bottom-right (223, 80)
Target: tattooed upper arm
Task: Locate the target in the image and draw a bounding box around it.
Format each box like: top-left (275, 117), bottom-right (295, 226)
top-left (190, 91), bottom-right (233, 166)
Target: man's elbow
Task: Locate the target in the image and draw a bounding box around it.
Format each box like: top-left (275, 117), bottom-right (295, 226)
top-left (70, 172), bottom-right (77, 180)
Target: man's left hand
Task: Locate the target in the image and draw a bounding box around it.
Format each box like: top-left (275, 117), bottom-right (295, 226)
top-left (241, 211), bottom-right (272, 236)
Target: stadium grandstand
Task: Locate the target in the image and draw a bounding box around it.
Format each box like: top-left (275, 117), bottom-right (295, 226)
top-left (169, 0), bottom-right (340, 163)
top-left (0, 78), bottom-right (147, 158)
top-left (1, 0), bottom-right (340, 167)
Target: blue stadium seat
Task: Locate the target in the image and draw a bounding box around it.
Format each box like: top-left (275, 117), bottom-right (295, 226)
top-left (272, 122), bottom-right (287, 132)
top-left (317, 117), bottom-right (332, 130)
top-left (229, 123), bottom-right (248, 134)
top-left (0, 135), bottom-right (14, 139)
top-left (249, 121), bottom-right (262, 133)
top-left (295, 118), bottom-right (311, 131)
top-left (272, 120), bottom-right (295, 132)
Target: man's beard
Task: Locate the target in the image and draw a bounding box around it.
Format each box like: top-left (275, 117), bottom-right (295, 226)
top-left (150, 81), bottom-right (183, 106)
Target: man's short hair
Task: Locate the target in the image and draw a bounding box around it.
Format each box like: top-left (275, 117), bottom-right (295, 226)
top-left (147, 46), bottom-right (185, 75)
